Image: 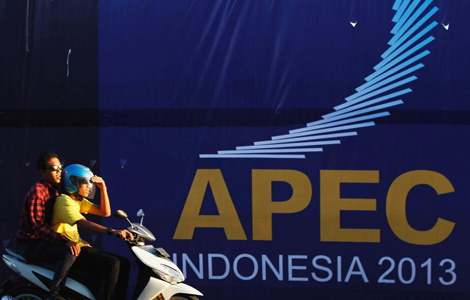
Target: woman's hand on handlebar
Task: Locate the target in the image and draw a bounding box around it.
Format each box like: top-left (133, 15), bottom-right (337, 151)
top-left (114, 229), bottom-right (134, 241)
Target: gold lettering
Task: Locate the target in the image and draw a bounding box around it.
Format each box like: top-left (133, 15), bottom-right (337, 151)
top-left (320, 170), bottom-right (380, 243)
top-left (386, 170), bottom-right (455, 245)
top-left (252, 169), bottom-right (312, 240)
top-left (173, 169), bottom-right (247, 240)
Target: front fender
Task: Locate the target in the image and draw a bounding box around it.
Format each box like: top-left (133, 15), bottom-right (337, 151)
top-left (161, 282), bottom-right (203, 299)
top-left (136, 277), bottom-right (203, 300)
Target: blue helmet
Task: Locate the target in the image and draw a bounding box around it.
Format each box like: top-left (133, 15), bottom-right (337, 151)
top-left (62, 164), bottom-right (96, 199)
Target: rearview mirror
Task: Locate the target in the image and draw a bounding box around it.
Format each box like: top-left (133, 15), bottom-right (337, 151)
top-left (114, 210), bottom-right (128, 219)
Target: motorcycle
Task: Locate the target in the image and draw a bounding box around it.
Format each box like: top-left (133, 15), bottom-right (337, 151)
top-left (1, 209), bottom-right (203, 300)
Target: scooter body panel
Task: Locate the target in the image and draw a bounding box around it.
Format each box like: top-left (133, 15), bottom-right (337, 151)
top-left (2, 254), bottom-right (95, 300)
top-left (3, 254), bottom-right (50, 291)
top-left (132, 246), bottom-right (184, 280)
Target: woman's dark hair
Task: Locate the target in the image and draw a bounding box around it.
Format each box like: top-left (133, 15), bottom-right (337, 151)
top-left (36, 152), bottom-right (59, 170)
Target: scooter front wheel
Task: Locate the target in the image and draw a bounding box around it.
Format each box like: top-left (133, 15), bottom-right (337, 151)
top-left (169, 296), bottom-right (199, 300)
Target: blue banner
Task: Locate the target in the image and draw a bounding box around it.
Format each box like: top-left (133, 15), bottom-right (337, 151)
top-left (98, 0), bottom-right (470, 299)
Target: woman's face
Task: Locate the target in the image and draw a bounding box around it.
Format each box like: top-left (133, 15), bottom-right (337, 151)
top-left (78, 183), bottom-right (91, 198)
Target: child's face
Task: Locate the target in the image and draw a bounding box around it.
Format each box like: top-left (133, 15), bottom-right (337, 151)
top-left (78, 183), bottom-right (91, 198)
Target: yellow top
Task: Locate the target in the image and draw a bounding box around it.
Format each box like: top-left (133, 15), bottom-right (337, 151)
top-left (51, 194), bottom-right (93, 247)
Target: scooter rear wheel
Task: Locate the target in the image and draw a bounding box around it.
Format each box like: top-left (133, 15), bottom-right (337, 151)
top-left (3, 286), bottom-right (46, 300)
top-left (169, 296), bottom-right (199, 300)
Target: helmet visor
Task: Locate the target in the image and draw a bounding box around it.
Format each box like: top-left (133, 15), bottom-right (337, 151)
top-left (77, 178), bottom-right (96, 199)
top-left (87, 182), bottom-right (96, 199)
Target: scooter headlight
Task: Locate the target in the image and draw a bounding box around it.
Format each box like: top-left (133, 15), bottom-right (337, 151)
top-left (153, 264), bottom-right (184, 283)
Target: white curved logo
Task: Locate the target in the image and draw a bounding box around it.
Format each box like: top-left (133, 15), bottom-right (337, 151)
top-left (201, 0), bottom-right (439, 159)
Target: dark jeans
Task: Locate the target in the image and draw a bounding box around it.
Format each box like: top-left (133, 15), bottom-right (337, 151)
top-left (18, 239), bottom-right (76, 290)
top-left (71, 247), bottom-right (130, 300)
